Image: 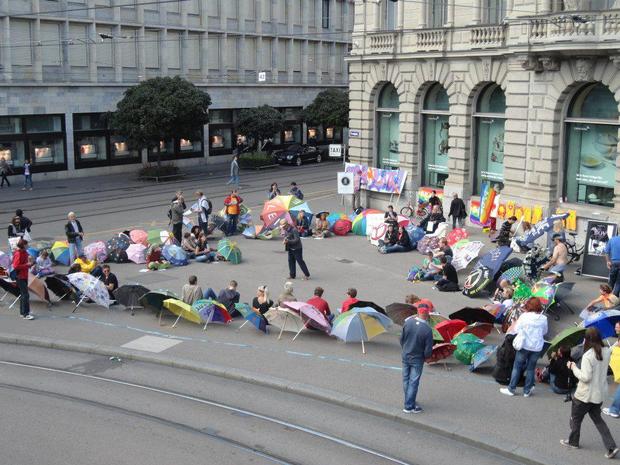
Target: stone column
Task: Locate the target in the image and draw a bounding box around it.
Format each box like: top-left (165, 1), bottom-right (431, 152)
top-left (201, 31), bottom-right (209, 82)
top-left (113, 25), bottom-right (122, 82)
top-left (419, 0), bottom-right (427, 28)
top-left (1, 16), bottom-right (12, 82)
top-left (33, 19), bottom-right (43, 82)
top-left (373, 0), bottom-right (381, 30)
top-left (445, 0), bottom-right (454, 27)
top-left (540, 0), bottom-right (552, 14)
top-left (181, 30), bottom-right (189, 78)
top-left (65, 115), bottom-right (75, 172)
top-left (301, 39), bottom-right (309, 83)
top-left (397, 0), bottom-right (405, 29)
top-left (272, 37), bottom-right (278, 83)
top-left (472, 0), bottom-right (481, 25)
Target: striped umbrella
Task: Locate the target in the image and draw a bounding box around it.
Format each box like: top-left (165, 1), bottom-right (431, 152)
top-left (330, 308), bottom-right (393, 354)
top-left (51, 241), bottom-right (70, 266)
top-left (193, 299), bottom-right (232, 330)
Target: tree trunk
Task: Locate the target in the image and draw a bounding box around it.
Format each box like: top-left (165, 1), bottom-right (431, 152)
top-left (156, 142), bottom-right (161, 174)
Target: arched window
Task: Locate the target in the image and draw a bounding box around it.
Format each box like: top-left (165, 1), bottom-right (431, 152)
top-left (376, 83), bottom-right (400, 169)
top-left (564, 83), bottom-right (619, 207)
top-left (421, 83), bottom-right (449, 187)
top-left (473, 84), bottom-right (506, 194)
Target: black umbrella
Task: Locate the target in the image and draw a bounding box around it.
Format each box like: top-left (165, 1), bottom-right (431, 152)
top-left (0, 277), bottom-right (20, 297)
top-left (106, 236), bottom-right (131, 254)
top-left (349, 300), bottom-right (386, 315)
top-left (45, 275), bottom-right (76, 301)
top-left (463, 266), bottom-right (493, 298)
top-left (107, 249), bottom-right (129, 264)
top-left (385, 302), bottom-right (416, 326)
top-left (449, 307), bottom-right (496, 325)
top-left (114, 284), bottom-right (151, 313)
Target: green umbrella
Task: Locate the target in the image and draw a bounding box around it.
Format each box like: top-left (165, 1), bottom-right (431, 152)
top-left (138, 289), bottom-right (179, 313)
top-left (546, 326), bottom-right (586, 357)
top-left (147, 229), bottom-right (163, 246)
top-left (217, 239), bottom-right (242, 265)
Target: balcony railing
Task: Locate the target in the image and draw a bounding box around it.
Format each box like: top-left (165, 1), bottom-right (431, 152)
top-left (470, 25), bottom-right (506, 48)
top-left (416, 29), bottom-right (446, 51)
top-left (368, 32), bottom-right (397, 54)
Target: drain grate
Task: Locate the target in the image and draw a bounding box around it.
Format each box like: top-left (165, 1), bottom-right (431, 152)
top-left (335, 258), bottom-right (353, 264)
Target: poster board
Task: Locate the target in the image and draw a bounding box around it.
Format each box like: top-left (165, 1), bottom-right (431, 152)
top-left (582, 220), bottom-right (618, 279)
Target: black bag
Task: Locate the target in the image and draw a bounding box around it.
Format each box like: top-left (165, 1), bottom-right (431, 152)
top-left (206, 199), bottom-right (213, 215)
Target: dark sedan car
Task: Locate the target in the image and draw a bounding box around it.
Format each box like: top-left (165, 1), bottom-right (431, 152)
top-left (273, 144), bottom-right (324, 166)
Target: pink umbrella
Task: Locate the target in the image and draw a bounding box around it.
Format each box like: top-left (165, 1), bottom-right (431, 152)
top-left (130, 229), bottom-right (149, 246)
top-left (84, 241), bottom-right (108, 262)
top-left (126, 243), bottom-right (147, 264)
top-left (447, 228), bottom-right (469, 246)
top-left (283, 301), bottom-right (331, 339)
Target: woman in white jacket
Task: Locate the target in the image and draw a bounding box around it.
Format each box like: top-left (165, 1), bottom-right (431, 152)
top-left (500, 297), bottom-right (548, 397)
top-left (561, 327), bottom-right (618, 459)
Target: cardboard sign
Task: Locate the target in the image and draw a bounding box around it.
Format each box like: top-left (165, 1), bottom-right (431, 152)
top-left (582, 220), bottom-right (618, 279)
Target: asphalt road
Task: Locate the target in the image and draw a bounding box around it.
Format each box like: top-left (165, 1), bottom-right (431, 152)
top-left (0, 344), bottom-right (522, 465)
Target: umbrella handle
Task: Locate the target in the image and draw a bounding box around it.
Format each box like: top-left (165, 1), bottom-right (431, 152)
top-left (203, 308), bottom-right (215, 331)
top-left (172, 313), bottom-right (183, 328)
top-left (278, 313), bottom-right (288, 340)
top-left (238, 320), bottom-right (249, 330)
top-left (361, 339), bottom-right (365, 355)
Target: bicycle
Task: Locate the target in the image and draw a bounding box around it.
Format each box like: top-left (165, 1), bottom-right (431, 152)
top-left (565, 232), bottom-right (584, 265)
top-left (400, 191), bottom-right (430, 224)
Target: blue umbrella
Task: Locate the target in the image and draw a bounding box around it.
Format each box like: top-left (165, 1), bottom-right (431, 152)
top-left (584, 310), bottom-right (620, 339)
top-left (470, 345), bottom-right (498, 371)
top-left (235, 303), bottom-right (268, 334)
top-left (405, 225), bottom-right (425, 247)
top-left (515, 213), bottom-right (569, 247)
top-left (27, 247), bottom-right (39, 259)
top-left (476, 246), bottom-right (513, 277)
top-left (162, 244), bottom-right (188, 266)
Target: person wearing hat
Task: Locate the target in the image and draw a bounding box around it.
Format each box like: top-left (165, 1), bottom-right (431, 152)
top-left (542, 233), bottom-right (569, 276)
top-left (400, 305), bottom-right (434, 414)
top-left (280, 219), bottom-right (310, 280)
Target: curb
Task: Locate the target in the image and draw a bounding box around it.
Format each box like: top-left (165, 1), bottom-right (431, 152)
top-left (0, 332), bottom-right (550, 465)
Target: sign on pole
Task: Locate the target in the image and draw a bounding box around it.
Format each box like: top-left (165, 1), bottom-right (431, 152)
top-left (337, 172), bottom-right (354, 195)
top-left (329, 144), bottom-right (343, 158)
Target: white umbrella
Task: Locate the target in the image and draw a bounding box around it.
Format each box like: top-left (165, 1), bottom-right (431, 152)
top-left (67, 272), bottom-right (111, 311)
top-left (265, 307), bottom-right (305, 340)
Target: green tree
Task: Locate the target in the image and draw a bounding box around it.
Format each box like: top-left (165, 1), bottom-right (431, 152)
top-left (110, 76), bottom-right (211, 172)
top-left (235, 105), bottom-right (284, 151)
top-left (302, 89), bottom-right (349, 129)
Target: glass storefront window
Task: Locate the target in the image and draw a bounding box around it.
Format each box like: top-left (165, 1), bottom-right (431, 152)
top-left (180, 137), bottom-right (202, 152)
top-left (111, 135), bottom-right (139, 159)
top-left (26, 115), bottom-right (63, 133)
top-left (0, 140), bottom-right (25, 167)
top-left (30, 138), bottom-right (65, 165)
top-left (77, 136), bottom-right (107, 161)
top-left (376, 83), bottom-right (400, 169)
top-left (422, 84), bottom-right (449, 188)
top-left (0, 117), bottom-right (22, 135)
top-left (325, 127), bottom-right (334, 139)
top-left (74, 113), bottom-right (107, 131)
top-left (284, 125), bottom-right (302, 143)
top-left (564, 83), bottom-right (619, 207)
top-left (474, 84), bottom-right (506, 194)
top-left (209, 110), bottom-right (233, 124)
top-left (210, 128), bottom-right (232, 149)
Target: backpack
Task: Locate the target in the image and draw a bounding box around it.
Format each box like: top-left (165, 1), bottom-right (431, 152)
top-left (206, 199), bottom-right (213, 215)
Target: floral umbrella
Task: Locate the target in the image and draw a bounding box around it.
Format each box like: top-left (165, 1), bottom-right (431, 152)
top-left (126, 243), bottom-right (147, 264)
top-left (84, 241), bottom-right (108, 263)
top-left (67, 272), bottom-right (111, 310)
top-left (416, 236), bottom-right (440, 255)
top-left (130, 229), bottom-right (149, 246)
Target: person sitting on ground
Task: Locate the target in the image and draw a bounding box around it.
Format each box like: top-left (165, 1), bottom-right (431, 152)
top-left (190, 225), bottom-right (202, 239)
top-left (405, 294), bottom-right (421, 305)
top-left (307, 286), bottom-right (332, 320)
top-left (101, 264), bottom-right (119, 302)
top-left (182, 275), bottom-right (203, 305)
top-left (252, 285), bottom-right (273, 319)
top-left (217, 280), bottom-right (241, 316)
top-left (381, 223), bottom-right (398, 247)
top-left (181, 232), bottom-right (203, 259)
top-left (580, 284), bottom-right (620, 320)
top-left (419, 205), bottom-right (446, 234)
top-left (74, 254), bottom-right (103, 278)
top-left (433, 238), bottom-right (453, 262)
top-left (496, 216), bottom-right (517, 247)
top-left (268, 183), bottom-right (281, 200)
top-left (384, 205), bottom-right (398, 225)
top-left (289, 182), bottom-right (304, 200)
top-left (340, 288), bottom-right (359, 313)
top-left (195, 232), bottom-right (218, 262)
top-left (382, 225), bottom-right (412, 254)
top-left (547, 345), bottom-right (577, 398)
top-left (421, 252), bottom-right (443, 281)
top-left (435, 256), bottom-right (460, 292)
top-left (277, 281), bottom-right (296, 306)
top-left (67, 263), bottom-right (82, 274)
top-left (313, 213), bottom-right (330, 239)
top-left (296, 210), bottom-right (312, 237)
top-left (146, 245), bottom-right (170, 270)
top-left (493, 279), bottom-right (514, 303)
top-left (33, 250), bottom-right (54, 278)
top-left (7, 215), bottom-right (25, 239)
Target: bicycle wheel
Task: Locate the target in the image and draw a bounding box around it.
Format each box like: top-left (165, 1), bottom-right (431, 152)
top-left (400, 206), bottom-right (414, 218)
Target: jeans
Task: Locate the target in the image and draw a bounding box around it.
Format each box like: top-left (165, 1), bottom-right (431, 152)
top-left (549, 374), bottom-right (571, 395)
top-left (609, 262), bottom-right (620, 296)
top-left (227, 214), bottom-right (239, 236)
top-left (199, 217), bottom-right (209, 236)
top-left (288, 248), bottom-right (310, 278)
top-left (17, 278), bottom-right (30, 316)
top-left (452, 217), bottom-right (465, 228)
top-left (172, 222), bottom-right (183, 244)
top-left (383, 244), bottom-right (410, 254)
top-left (608, 385), bottom-right (620, 415)
top-left (569, 399), bottom-right (617, 449)
top-left (227, 175), bottom-right (239, 187)
top-left (23, 174), bottom-right (33, 189)
top-left (203, 288), bottom-right (218, 300)
top-left (1, 173), bottom-right (9, 187)
top-left (402, 359), bottom-right (424, 410)
top-left (69, 237), bottom-right (83, 263)
top-left (508, 349), bottom-right (540, 394)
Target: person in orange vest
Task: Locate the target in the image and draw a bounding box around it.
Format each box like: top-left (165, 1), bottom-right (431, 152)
top-left (223, 189), bottom-right (243, 236)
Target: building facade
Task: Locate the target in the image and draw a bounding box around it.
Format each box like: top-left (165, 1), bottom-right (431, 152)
top-left (348, 0), bottom-right (620, 227)
top-left (0, 0), bottom-right (353, 179)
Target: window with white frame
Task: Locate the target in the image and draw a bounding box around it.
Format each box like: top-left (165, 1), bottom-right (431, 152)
top-left (428, 0), bottom-right (447, 28)
top-left (483, 0), bottom-right (505, 24)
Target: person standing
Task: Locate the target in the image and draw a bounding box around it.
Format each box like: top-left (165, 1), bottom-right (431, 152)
top-left (496, 215), bottom-right (517, 247)
top-left (12, 239), bottom-right (33, 320)
top-left (195, 191), bottom-right (211, 236)
top-left (489, 186), bottom-right (501, 232)
top-left (22, 159), bottom-right (33, 191)
top-left (227, 154), bottom-right (239, 187)
top-left (280, 219), bottom-right (310, 280)
top-left (0, 157), bottom-right (12, 188)
top-left (448, 193), bottom-right (467, 229)
top-left (561, 327), bottom-right (618, 459)
top-left (224, 190), bottom-right (243, 236)
top-left (603, 322), bottom-right (620, 419)
top-left (605, 233), bottom-right (620, 296)
top-left (65, 212), bottom-right (84, 263)
top-left (400, 305), bottom-right (434, 413)
top-left (500, 297), bottom-right (548, 397)
top-left (170, 192), bottom-right (185, 244)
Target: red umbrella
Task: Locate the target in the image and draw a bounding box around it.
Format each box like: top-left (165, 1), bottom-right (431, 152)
top-left (333, 219), bottom-right (352, 236)
top-left (456, 322), bottom-right (494, 339)
top-left (435, 319), bottom-right (467, 342)
top-left (426, 343), bottom-right (456, 364)
top-left (446, 228), bottom-right (469, 246)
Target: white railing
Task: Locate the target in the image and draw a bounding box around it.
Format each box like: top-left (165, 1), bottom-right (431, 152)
top-left (368, 32), bottom-right (396, 54)
top-left (416, 29), bottom-right (446, 51)
top-left (470, 25), bottom-right (506, 47)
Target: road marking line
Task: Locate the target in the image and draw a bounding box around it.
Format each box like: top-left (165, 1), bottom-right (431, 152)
top-left (121, 335), bottom-right (182, 353)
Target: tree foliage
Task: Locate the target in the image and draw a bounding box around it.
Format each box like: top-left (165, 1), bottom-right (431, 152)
top-left (235, 105), bottom-right (285, 147)
top-left (110, 77), bottom-right (211, 155)
top-left (302, 89), bottom-right (349, 129)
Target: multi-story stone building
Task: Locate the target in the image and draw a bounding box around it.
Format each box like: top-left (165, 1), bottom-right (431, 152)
top-left (348, 0), bottom-right (620, 227)
top-left (0, 0), bottom-right (353, 178)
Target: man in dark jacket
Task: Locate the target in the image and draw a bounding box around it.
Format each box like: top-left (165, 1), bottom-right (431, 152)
top-left (419, 205), bottom-right (446, 234)
top-left (400, 305), bottom-right (434, 413)
top-left (170, 192), bottom-right (185, 244)
top-left (15, 209), bottom-right (32, 233)
top-left (217, 280), bottom-right (240, 316)
top-left (65, 211), bottom-right (84, 263)
top-left (448, 193), bottom-right (467, 229)
top-left (280, 219), bottom-right (310, 280)
top-left (497, 216), bottom-right (517, 247)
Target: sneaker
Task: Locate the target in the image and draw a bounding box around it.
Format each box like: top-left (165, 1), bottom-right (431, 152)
top-left (603, 408), bottom-right (620, 418)
top-left (402, 408), bottom-right (413, 413)
top-left (606, 448), bottom-right (619, 459)
top-left (411, 406), bottom-right (423, 414)
top-left (500, 387), bottom-right (515, 396)
top-left (560, 439), bottom-right (578, 449)
top-left (23, 314), bottom-right (34, 320)
top-left (302, 276), bottom-right (310, 281)
top-left (524, 387), bottom-right (535, 398)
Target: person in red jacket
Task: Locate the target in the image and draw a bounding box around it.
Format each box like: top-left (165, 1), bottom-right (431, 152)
top-left (340, 288), bottom-right (359, 313)
top-left (307, 286), bottom-right (331, 319)
top-left (223, 189), bottom-right (243, 236)
top-left (12, 238), bottom-right (33, 319)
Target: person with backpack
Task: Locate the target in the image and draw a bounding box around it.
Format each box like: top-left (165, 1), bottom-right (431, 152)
top-left (289, 182), bottom-right (304, 200)
top-left (169, 192), bottom-right (185, 244)
top-left (0, 157), bottom-right (12, 188)
top-left (195, 191), bottom-right (212, 236)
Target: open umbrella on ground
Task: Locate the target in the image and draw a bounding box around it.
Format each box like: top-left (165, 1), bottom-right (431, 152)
top-left (449, 307), bottom-right (496, 325)
top-left (405, 225), bottom-right (426, 247)
top-left (129, 229), bottom-right (149, 246)
top-left (106, 235), bottom-right (130, 254)
top-left (470, 345), bottom-right (498, 371)
top-left (333, 219), bottom-right (352, 236)
top-left (452, 333), bottom-right (485, 365)
top-left (51, 241), bottom-right (70, 266)
top-left (462, 266), bottom-right (493, 298)
top-left (351, 210), bottom-right (382, 236)
top-left (0, 251), bottom-right (10, 270)
top-left (28, 273), bottom-right (51, 304)
top-left (327, 213), bottom-right (347, 227)
top-left (498, 266), bottom-right (525, 285)
top-left (67, 272), bottom-right (111, 311)
top-left (114, 284), bottom-right (150, 314)
top-left (426, 343), bottom-right (457, 368)
top-left (193, 299), bottom-right (233, 330)
top-left (30, 238), bottom-right (54, 252)
top-left (330, 308), bottom-right (393, 354)
top-left (126, 243), bottom-right (148, 264)
top-left (107, 249), bottom-right (129, 264)
top-left (446, 228), bottom-right (469, 246)
top-left (26, 247), bottom-right (39, 260)
top-left (139, 289), bottom-right (179, 324)
top-left (45, 275), bottom-right (76, 301)
top-left (584, 310), bottom-right (620, 339)
top-left (416, 236), bottom-right (440, 255)
top-left (514, 212), bottom-right (570, 248)
top-left (162, 244), bottom-right (188, 266)
top-left (84, 241), bottom-right (108, 263)
top-left (349, 300), bottom-right (386, 315)
top-left (531, 280), bottom-right (558, 309)
top-left (242, 224), bottom-right (265, 239)
top-left (283, 301), bottom-right (331, 338)
top-left (265, 307), bottom-right (305, 340)
top-left (217, 239), bottom-right (242, 264)
top-left (163, 298), bottom-right (202, 327)
top-left (435, 319), bottom-right (467, 342)
top-left (235, 303), bottom-right (268, 334)
top-left (456, 322), bottom-right (494, 340)
top-left (451, 240), bottom-right (485, 271)
top-left (546, 326), bottom-right (586, 357)
top-left (611, 347), bottom-right (620, 383)
top-left (0, 276), bottom-right (20, 298)
top-left (261, 195), bottom-right (310, 229)
top-left (385, 302), bottom-right (416, 326)
top-left (484, 303), bottom-right (506, 323)
top-left (147, 229), bottom-right (167, 246)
